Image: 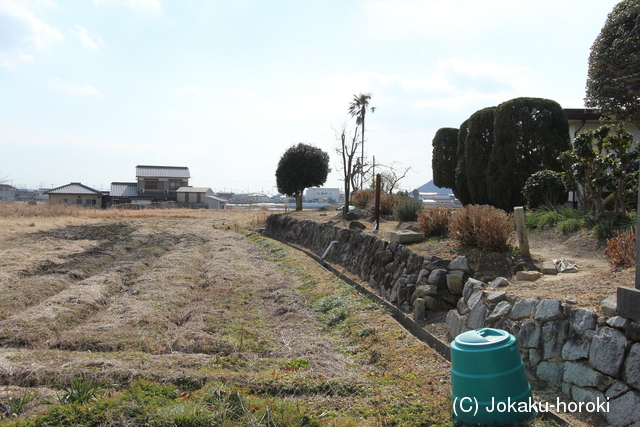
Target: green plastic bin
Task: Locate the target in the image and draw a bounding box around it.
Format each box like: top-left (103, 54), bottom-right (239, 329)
top-left (450, 328), bottom-right (536, 425)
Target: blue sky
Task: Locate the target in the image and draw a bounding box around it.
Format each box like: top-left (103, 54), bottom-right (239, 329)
top-left (1, 0), bottom-right (620, 193)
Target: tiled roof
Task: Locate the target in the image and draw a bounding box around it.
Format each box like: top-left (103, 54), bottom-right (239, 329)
top-left (46, 183), bottom-right (101, 195)
top-left (136, 165), bottom-right (190, 178)
top-left (176, 187), bottom-right (211, 193)
top-left (206, 195), bottom-right (227, 203)
top-left (110, 182), bottom-right (138, 197)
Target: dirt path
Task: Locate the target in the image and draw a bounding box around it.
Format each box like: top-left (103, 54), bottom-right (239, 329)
top-left (512, 228), bottom-right (633, 314)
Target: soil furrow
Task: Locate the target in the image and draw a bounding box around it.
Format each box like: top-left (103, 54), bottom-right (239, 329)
top-left (0, 226), bottom-right (189, 348)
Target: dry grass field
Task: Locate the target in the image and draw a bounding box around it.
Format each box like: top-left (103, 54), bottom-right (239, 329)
top-left (0, 203), bottom-right (615, 426)
top-left (0, 204), bottom-right (456, 426)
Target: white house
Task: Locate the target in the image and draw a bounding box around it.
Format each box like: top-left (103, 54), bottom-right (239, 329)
top-left (45, 183), bottom-right (103, 207)
top-left (304, 187), bottom-right (341, 202)
top-left (565, 108), bottom-right (640, 142)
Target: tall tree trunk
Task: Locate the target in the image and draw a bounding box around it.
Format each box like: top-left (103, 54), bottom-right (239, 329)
top-left (343, 181), bottom-right (350, 218)
top-left (360, 116), bottom-right (365, 190)
top-left (295, 192), bottom-right (303, 211)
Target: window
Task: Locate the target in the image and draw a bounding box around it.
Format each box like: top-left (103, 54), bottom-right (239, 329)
top-left (77, 199), bottom-right (82, 205)
top-left (63, 199), bottom-right (68, 203)
top-left (92, 199), bottom-right (97, 205)
top-left (169, 181), bottom-right (182, 190)
top-left (145, 180), bottom-right (158, 190)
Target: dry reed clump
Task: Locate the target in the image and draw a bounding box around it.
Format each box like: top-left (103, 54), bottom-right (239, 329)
top-left (605, 229), bottom-right (636, 269)
top-left (0, 202), bottom-right (196, 219)
top-left (349, 190), bottom-right (411, 215)
top-left (448, 205), bottom-right (515, 251)
top-left (0, 203), bottom-right (283, 231)
top-left (417, 206), bottom-right (453, 237)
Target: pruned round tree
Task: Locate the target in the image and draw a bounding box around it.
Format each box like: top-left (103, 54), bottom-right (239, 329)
top-left (522, 170), bottom-right (568, 209)
top-left (585, 0), bottom-right (640, 126)
top-left (464, 106), bottom-right (496, 205)
top-left (432, 127), bottom-right (459, 193)
top-left (486, 97), bottom-right (570, 211)
top-left (454, 119), bottom-right (473, 206)
top-left (276, 143), bottom-right (330, 211)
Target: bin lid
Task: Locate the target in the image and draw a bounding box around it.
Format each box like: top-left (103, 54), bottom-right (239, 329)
top-left (455, 328), bottom-right (510, 346)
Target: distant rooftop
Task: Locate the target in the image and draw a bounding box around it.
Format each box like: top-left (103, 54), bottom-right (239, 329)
top-left (45, 182), bottom-right (101, 195)
top-left (564, 108), bottom-right (601, 121)
top-left (176, 187), bottom-right (211, 193)
top-left (110, 182), bottom-right (138, 197)
top-left (136, 165), bottom-right (190, 178)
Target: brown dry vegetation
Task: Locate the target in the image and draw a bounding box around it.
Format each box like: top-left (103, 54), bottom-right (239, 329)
top-left (0, 204), bottom-right (454, 426)
top-left (289, 209), bottom-right (634, 316)
top-left (0, 203), bottom-right (621, 426)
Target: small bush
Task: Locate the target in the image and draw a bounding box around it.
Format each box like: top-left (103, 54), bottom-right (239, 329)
top-left (605, 229), bottom-right (636, 268)
top-left (448, 205), bottom-right (515, 251)
top-left (57, 377), bottom-right (102, 405)
top-left (591, 218), bottom-right (616, 240)
top-left (350, 190), bottom-right (410, 215)
top-left (393, 199), bottom-right (423, 221)
top-left (350, 190), bottom-right (375, 209)
top-left (525, 206), bottom-right (563, 229)
top-left (6, 390), bottom-right (37, 416)
top-left (522, 170), bottom-right (567, 208)
top-left (418, 206), bottom-right (453, 237)
top-left (558, 218), bottom-right (583, 234)
top-left (314, 296), bottom-right (342, 313)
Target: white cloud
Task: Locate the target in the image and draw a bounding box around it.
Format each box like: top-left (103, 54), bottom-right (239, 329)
top-left (231, 88), bottom-right (255, 98)
top-left (0, 51), bottom-right (34, 67)
top-left (360, 0), bottom-right (526, 40)
top-left (52, 83), bottom-right (103, 97)
top-left (68, 25), bottom-right (103, 50)
top-left (0, 0), bottom-right (63, 49)
top-left (92, 0), bottom-right (162, 12)
top-left (0, 0), bottom-right (63, 66)
top-left (175, 85), bottom-right (202, 96)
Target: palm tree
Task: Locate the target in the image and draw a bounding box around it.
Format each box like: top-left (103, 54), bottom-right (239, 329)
top-left (348, 93), bottom-right (375, 190)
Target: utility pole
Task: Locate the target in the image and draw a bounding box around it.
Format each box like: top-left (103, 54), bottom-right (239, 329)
top-left (616, 169), bottom-right (640, 321)
top-left (374, 174), bottom-right (381, 232)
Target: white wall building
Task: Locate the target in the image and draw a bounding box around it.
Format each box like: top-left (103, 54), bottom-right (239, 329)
top-left (565, 108), bottom-right (640, 142)
top-left (304, 187), bottom-right (341, 202)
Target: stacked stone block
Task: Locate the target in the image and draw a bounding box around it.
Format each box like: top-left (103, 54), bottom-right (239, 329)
top-left (446, 279), bottom-right (640, 427)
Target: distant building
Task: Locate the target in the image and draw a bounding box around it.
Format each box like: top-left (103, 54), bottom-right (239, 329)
top-left (0, 184), bottom-right (17, 202)
top-left (565, 108), bottom-right (640, 141)
top-left (215, 192), bottom-right (234, 200)
top-left (304, 187), bottom-right (341, 203)
top-left (177, 187), bottom-right (227, 209)
top-left (45, 183), bottom-right (103, 207)
top-left (109, 182), bottom-right (138, 206)
top-left (415, 180), bottom-right (461, 208)
top-left (134, 165), bottom-right (190, 202)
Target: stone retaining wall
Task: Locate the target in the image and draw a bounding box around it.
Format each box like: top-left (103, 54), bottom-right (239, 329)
top-left (446, 283), bottom-right (640, 427)
top-left (264, 214), bottom-right (470, 312)
top-left (264, 214), bottom-right (640, 426)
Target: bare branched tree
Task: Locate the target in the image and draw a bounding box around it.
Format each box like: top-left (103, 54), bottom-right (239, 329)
top-left (334, 124), bottom-right (361, 217)
top-left (376, 162), bottom-right (412, 194)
